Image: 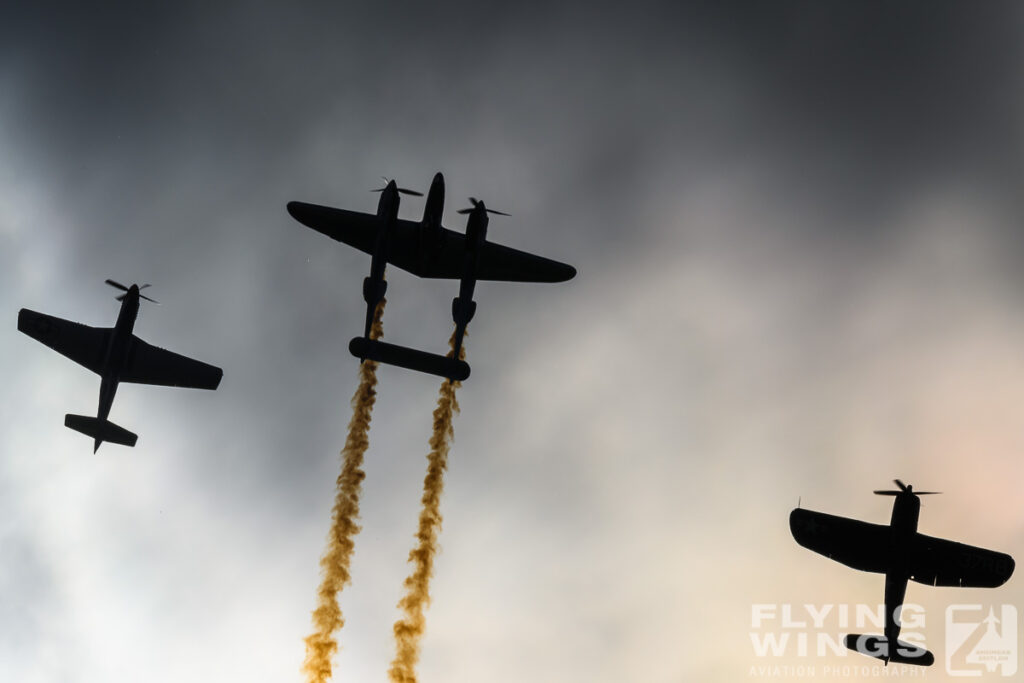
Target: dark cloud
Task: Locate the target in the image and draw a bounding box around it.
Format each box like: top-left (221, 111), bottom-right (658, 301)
top-left (706, 3), bottom-right (1024, 224)
top-left (7, 2), bottom-right (1021, 245)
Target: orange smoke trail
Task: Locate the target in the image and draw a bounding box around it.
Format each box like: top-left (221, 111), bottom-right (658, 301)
top-left (387, 333), bottom-right (465, 683)
top-left (302, 298), bottom-right (386, 683)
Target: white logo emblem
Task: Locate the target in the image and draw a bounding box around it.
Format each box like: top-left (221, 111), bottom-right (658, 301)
top-left (946, 605), bottom-right (1017, 677)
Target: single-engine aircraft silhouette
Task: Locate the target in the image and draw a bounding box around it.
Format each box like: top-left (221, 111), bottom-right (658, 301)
top-left (287, 172), bottom-right (576, 381)
top-left (18, 280), bottom-right (223, 451)
top-left (790, 480), bottom-right (1015, 667)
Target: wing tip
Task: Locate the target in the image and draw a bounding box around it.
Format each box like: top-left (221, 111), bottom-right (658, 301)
top-left (531, 260), bottom-right (577, 283)
top-left (286, 200), bottom-right (305, 221)
top-left (998, 554), bottom-right (1015, 586)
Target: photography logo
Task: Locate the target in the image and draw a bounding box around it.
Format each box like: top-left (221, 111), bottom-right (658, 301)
top-left (946, 605), bottom-right (1017, 677)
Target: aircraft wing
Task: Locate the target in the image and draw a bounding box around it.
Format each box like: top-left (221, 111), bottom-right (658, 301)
top-left (386, 223), bottom-right (577, 283)
top-left (909, 533), bottom-right (1015, 587)
top-left (790, 508), bottom-right (890, 574)
top-left (474, 238), bottom-right (577, 282)
top-left (288, 202), bottom-right (576, 283)
top-left (18, 308), bottom-right (110, 374)
top-left (287, 201), bottom-right (379, 254)
top-left (120, 336), bottom-right (223, 390)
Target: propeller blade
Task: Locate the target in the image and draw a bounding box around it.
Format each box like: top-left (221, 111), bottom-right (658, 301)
top-left (894, 479), bottom-right (908, 491)
top-left (371, 180), bottom-right (422, 196)
top-left (105, 279), bottom-right (129, 291)
top-left (915, 491), bottom-right (941, 495)
top-left (140, 294), bottom-right (159, 304)
top-left (116, 294), bottom-right (126, 302)
top-left (459, 197), bottom-right (508, 216)
top-left (873, 490), bottom-right (900, 496)
top-left (139, 284), bottom-right (151, 290)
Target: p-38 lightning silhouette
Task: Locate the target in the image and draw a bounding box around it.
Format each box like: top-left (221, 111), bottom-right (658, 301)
top-left (287, 172), bottom-right (576, 381)
top-left (790, 480), bottom-right (1015, 667)
top-left (18, 280), bottom-right (223, 451)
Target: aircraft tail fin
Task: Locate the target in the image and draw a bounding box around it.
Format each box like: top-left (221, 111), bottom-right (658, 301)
top-left (844, 634), bottom-right (934, 667)
top-left (349, 337), bottom-right (470, 382)
top-left (64, 414), bottom-right (138, 451)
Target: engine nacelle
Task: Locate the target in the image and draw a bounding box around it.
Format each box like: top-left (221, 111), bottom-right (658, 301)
top-left (452, 297), bottom-right (476, 324)
top-left (363, 276), bottom-right (387, 304)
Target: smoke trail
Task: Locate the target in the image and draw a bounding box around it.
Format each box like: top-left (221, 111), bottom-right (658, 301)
top-left (387, 333), bottom-right (465, 683)
top-left (302, 298), bottom-right (386, 683)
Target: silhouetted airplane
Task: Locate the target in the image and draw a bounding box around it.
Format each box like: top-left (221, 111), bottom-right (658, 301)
top-left (790, 480), bottom-right (1015, 667)
top-left (18, 280), bottom-right (223, 452)
top-left (287, 172), bottom-right (576, 381)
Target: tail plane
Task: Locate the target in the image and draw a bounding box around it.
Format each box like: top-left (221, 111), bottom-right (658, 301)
top-left (844, 634), bottom-right (934, 667)
top-left (349, 337), bottom-right (470, 382)
top-left (64, 414), bottom-right (138, 452)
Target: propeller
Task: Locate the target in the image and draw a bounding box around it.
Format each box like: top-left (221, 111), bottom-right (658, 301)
top-left (873, 479), bottom-right (940, 496)
top-left (105, 279), bottom-right (159, 304)
top-left (457, 197), bottom-right (509, 216)
top-left (371, 177), bottom-right (423, 197)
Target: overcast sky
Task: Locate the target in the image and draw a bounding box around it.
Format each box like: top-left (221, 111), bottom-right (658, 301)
top-left (3, 3), bottom-right (1024, 682)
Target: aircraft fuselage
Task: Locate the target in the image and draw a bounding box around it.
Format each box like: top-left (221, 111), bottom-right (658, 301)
top-left (451, 205), bottom-right (489, 361)
top-left (96, 286), bottom-right (141, 422)
top-left (882, 491), bottom-right (922, 657)
top-left (363, 181), bottom-right (402, 338)
top-left (412, 172), bottom-right (447, 276)
top-left (457, 208), bottom-right (488, 308)
top-left (421, 172), bottom-right (445, 237)
top-left (889, 491), bottom-right (921, 538)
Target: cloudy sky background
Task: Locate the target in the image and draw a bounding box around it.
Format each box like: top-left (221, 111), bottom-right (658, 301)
top-left (3, 2), bottom-right (1024, 681)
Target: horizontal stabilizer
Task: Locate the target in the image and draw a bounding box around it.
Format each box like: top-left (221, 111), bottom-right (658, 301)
top-left (349, 337), bottom-right (470, 382)
top-left (844, 634), bottom-right (934, 667)
top-left (65, 414), bottom-right (138, 448)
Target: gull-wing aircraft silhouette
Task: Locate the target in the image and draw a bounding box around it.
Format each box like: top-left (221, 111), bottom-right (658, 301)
top-left (287, 172), bottom-right (576, 381)
top-left (790, 480), bottom-right (1015, 667)
top-left (18, 280), bottom-right (223, 452)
